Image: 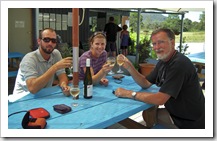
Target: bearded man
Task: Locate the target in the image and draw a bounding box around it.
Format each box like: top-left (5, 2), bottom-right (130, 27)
top-left (10, 28), bottom-right (72, 102)
top-left (114, 28), bottom-right (205, 129)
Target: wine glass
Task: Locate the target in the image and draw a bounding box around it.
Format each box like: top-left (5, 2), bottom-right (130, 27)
top-left (117, 54), bottom-right (125, 73)
top-left (106, 57), bottom-right (116, 75)
top-left (70, 85), bottom-right (80, 107)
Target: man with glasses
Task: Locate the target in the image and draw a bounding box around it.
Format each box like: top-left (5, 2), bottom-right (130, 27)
top-left (9, 28), bottom-right (72, 102)
top-left (114, 28), bottom-right (205, 129)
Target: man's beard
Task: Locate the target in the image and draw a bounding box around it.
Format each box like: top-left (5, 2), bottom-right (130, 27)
top-left (156, 47), bottom-right (172, 61)
top-left (41, 45), bottom-right (55, 54)
top-left (157, 51), bottom-right (169, 60)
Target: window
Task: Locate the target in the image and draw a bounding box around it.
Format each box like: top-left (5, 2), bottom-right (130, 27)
top-left (39, 12), bottom-right (68, 31)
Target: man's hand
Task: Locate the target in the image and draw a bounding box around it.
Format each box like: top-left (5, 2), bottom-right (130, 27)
top-left (114, 87), bottom-right (132, 98)
top-left (119, 55), bottom-right (132, 70)
top-left (60, 82), bottom-right (70, 96)
top-left (54, 57), bottom-right (73, 71)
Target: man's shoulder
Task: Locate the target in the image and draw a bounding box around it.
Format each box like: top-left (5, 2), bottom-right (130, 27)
top-left (52, 49), bottom-right (61, 55)
top-left (175, 52), bottom-right (192, 63)
top-left (22, 50), bottom-right (37, 60)
top-left (106, 22), bottom-right (117, 27)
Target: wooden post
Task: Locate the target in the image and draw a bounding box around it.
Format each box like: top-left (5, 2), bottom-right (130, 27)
top-left (72, 8), bottom-right (79, 86)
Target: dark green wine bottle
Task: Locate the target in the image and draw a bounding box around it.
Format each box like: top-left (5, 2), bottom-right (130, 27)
top-left (83, 58), bottom-right (93, 99)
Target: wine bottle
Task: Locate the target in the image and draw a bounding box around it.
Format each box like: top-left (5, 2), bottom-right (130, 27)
top-left (83, 58), bottom-right (93, 99)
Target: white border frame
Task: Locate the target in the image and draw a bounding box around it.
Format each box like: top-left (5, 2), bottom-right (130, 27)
top-left (1, 0), bottom-right (213, 138)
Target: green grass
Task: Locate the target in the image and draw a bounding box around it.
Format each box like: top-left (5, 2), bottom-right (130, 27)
top-left (130, 31), bottom-right (205, 43)
top-left (175, 31), bottom-right (205, 43)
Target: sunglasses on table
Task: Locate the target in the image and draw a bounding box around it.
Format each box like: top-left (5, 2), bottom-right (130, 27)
top-left (41, 37), bottom-right (57, 43)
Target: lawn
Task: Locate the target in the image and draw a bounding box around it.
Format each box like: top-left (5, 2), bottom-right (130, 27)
top-left (130, 31), bottom-right (205, 43)
top-left (128, 31), bottom-right (205, 56)
top-left (175, 31), bottom-right (205, 43)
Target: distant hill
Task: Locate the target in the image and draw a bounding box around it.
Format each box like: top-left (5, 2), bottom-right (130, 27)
top-left (141, 13), bottom-right (167, 22)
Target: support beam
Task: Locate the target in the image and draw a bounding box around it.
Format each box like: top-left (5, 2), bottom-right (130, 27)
top-left (72, 8), bottom-right (79, 86)
top-left (179, 13), bottom-right (185, 52)
top-left (135, 8), bottom-right (141, 65)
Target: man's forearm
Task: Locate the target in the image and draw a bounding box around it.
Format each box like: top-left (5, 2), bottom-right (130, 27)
top-left (27, 65), bottom-right (57, 94)
top-left (128, 65), bottom-right (151, 89)
top-left (59, 74), bottom-right (69, 88)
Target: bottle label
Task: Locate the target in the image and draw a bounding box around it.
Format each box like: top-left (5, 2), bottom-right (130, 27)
top-left (86, 84), bottom-right (93, 97)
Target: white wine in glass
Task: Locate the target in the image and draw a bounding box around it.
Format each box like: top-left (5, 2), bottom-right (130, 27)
top-left (70, 85), bottom-right (80, 107)
top-left (107, 57), bottom-right (116, 75)
top-left (107, 60), bottom-right (116, 67)
top-left (117, 55), bottom-right (125, 73)
top-left (117, 59), bottom-right (124, 66)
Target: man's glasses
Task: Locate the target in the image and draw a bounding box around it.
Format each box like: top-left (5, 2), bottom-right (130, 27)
top-left (42, 37), bottom-right (57, 43)
top-left (152, 39), bottom-right (173, 47)
top-left (152, 40), bottom-right (166, 47)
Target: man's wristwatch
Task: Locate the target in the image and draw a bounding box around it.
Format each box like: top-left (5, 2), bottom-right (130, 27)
top-left (132, 91), bottom-right (137, 99)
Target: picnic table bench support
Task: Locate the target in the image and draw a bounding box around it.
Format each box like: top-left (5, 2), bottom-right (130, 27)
top-left (118, 105), bottom-right (158, 129)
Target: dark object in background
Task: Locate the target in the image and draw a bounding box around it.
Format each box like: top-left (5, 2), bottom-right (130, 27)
top-left (57, 34), bottom-right (62, 44)
top-left (202, 81), bottom-right (205, 89)
top-left (112, 74), bottom-right (124, 80)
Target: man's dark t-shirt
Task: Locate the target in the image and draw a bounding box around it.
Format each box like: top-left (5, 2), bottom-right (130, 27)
top-left (104, 22), bottom-right (122, 42)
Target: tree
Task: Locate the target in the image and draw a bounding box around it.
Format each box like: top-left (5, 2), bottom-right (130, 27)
top-left (198, 12), bottom-right (205, 31)
top-left (162, 15), bottom-right (181, 34)
top-left (143, 15), bottom-right (151, 30)
top-left (129, 13), bottom-right (144, 33)
top-left (190, 21), bottom-right (200, 32)
top-left (183, 18), bottom-right (192, 32)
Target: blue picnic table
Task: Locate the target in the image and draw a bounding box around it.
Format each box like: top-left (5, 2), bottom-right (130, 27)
top-left (8, 75), bottom-right (160, 130)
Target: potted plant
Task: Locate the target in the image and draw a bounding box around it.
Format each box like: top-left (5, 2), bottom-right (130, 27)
top-left (57, 43), bottom-right (73, 80)
top-left (137, 36), bottom-right (156, 76)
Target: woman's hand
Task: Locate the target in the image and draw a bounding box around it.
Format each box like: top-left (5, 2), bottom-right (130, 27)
top-left (102, 63), bottom-right (114, 74)
top-left (100, 78), bottom-right (109, 86)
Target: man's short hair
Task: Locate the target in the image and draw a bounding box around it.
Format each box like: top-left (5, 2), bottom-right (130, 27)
top-left (109, 16), bottom-right (114, 22)
top-left (151, 28), bottom-right (175, 40)
top-left (39, 28), bottom-right (56, 39)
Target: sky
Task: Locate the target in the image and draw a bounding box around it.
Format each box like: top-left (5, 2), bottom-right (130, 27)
top-left (184, 11), bottom-right (203, 22)
top-left (163, 11), bottom-right (203, 22)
